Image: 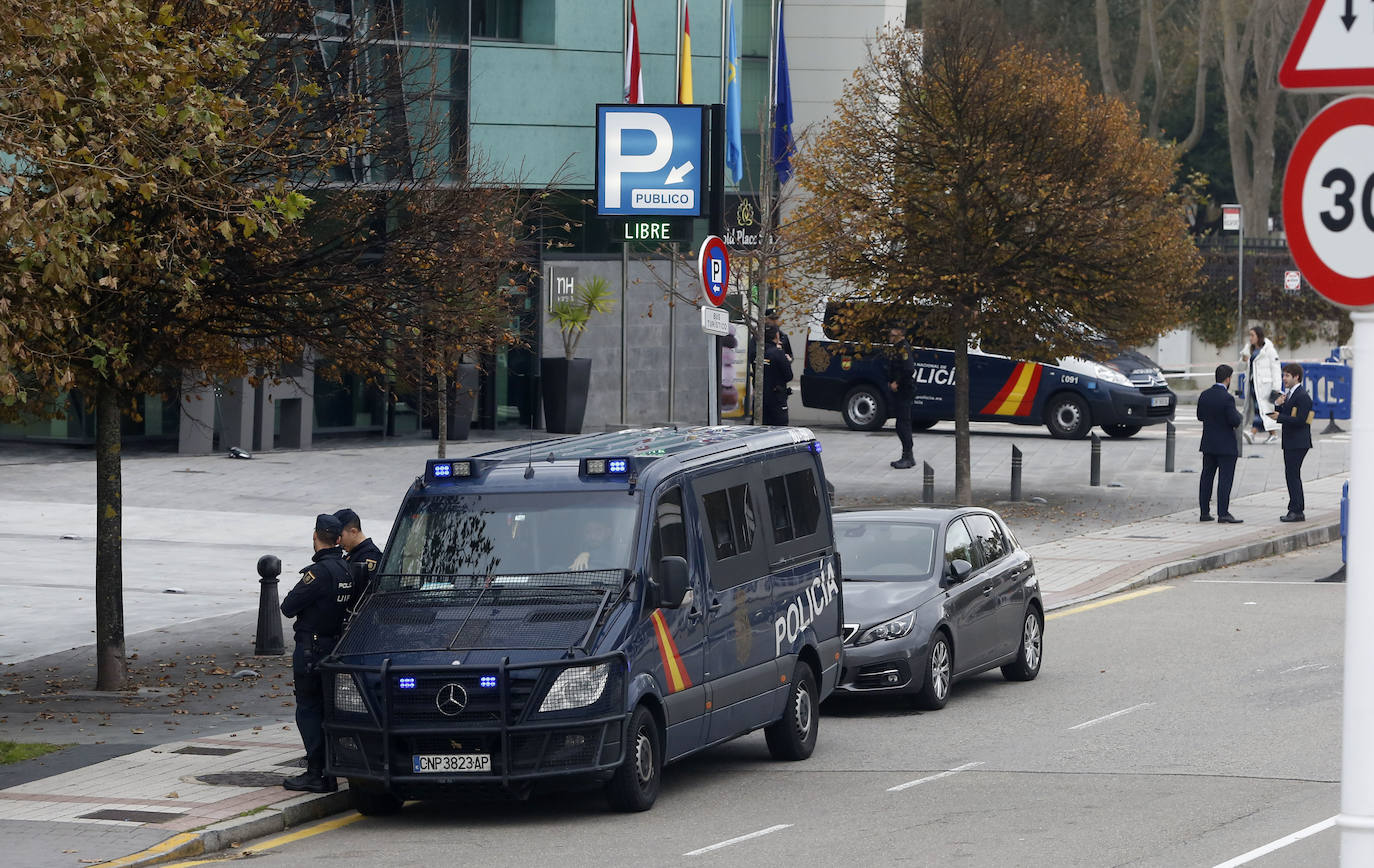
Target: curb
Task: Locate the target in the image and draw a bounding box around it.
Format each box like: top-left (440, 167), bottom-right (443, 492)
top-left (104, 789), bottom-right (352, 868)
top-left (1045, 521), bottom-right (1341, 612)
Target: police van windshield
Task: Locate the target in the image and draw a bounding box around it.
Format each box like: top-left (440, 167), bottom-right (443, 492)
top-left (381, 492), bottom-right (639, 581)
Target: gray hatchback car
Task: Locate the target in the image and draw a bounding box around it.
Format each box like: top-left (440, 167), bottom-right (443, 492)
top-left (831, 506), bottom-right (1043, 709)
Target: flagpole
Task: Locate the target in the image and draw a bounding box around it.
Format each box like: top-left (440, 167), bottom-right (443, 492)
top-left (675, 0), bottom-right (684, 101)
top-left (719, 0), bottom-right (727, 102)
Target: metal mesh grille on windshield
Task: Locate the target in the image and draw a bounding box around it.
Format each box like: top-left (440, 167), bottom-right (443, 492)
top-left (334, 571), bottom-right (625, 655)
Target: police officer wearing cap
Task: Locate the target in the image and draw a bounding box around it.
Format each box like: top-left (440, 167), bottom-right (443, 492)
top-left (281, 513), bottom-right (353, 793)
top-left (333, 508), bottom-right (383, 616)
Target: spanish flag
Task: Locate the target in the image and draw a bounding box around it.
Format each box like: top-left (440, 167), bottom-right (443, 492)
top-left (625, 0), bottom-right (643, 104)
top-left (678, 4), bottom-right (693, 104)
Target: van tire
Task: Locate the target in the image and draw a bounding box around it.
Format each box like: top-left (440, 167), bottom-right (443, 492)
top-left (605, 705), bottom-right (661, 812)
top-left (842, 384), bottom-right (887, 431)
top-left (349, 783), bottom-right (402, 816)
top-left (1101, 424), bottom-right (1141, 438)
top-left (765, 662), bottom-right (819, 761)
top-left (1045, 393), bottom-right (1091, 439)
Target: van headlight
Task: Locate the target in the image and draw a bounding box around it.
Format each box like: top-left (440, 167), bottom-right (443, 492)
top-left (855, 611), bottom-right (916, 646)
top-left (539, 663), bottom-right (610, 712)
top-left (1088, 363), bottom-right (1133, 387)
top-left (333, 673), bottom-right (368, 714)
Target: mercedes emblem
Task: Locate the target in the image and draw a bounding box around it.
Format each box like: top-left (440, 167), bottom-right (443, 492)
top-left (435, 682), bottom-right (468, 717)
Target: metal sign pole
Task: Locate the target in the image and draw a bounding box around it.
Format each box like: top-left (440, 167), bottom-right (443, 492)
top-left (669, 243), bottom-right (678, 421)
top-left (1340, 310), bottom-right (1374, 863)
top-left (621, 244), bottom-right (629, 425)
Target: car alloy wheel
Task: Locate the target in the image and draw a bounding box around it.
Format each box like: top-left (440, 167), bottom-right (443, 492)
top-left (1021, 612), bottom-right (1042, 672)
top-left (929, 639), bottom-right (951, 700)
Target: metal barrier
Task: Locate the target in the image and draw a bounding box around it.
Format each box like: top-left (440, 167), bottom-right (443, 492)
top-left (1302, 362), bottom-right (1352, 422)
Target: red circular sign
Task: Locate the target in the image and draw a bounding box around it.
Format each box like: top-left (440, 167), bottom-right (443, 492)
top-left (1281, 95), bottom-right (1374, 310)
top-left (697, 235), bottom-right (730, 307)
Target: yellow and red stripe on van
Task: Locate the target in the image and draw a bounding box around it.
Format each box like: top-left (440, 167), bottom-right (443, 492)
top-left (980, 362), bottom-right (1043, 416)
top-left (650, 609), bottom-right (692, 693)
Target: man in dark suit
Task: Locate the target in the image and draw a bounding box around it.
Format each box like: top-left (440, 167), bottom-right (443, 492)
top-left (1197, 364), bottom-right (1244, 523)
top-left (1269, 362), bottom-right (1314, 522)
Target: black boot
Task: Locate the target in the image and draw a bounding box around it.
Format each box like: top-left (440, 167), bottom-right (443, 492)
top-left (890, 454), bottom-right (915, 469)
top-left (283, 771), bottom-right (338, 793)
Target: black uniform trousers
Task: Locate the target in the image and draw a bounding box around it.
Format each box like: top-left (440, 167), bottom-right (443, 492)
top-left (1283, 447), bottom-right (1309, 514)
top-left (293, 634), bottom-right (338, 773)
top-left (893, 387), bottom-right (914, 456)
top-left (1199, 453), bottom-right (1237, 516)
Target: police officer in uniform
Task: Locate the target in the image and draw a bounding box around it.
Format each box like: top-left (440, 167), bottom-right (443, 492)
top-left (887, 324), bottom-right (917, 469)
top-left (281, 513), bottom-right (354, 793)
top-left (761, 325), bottom-right (793, 426)
top-left (333, 508), bottom-right (383, 616)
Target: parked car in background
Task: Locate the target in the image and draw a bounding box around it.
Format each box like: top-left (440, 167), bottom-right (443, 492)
top-left (831, 506), bottom-right (1042, 710)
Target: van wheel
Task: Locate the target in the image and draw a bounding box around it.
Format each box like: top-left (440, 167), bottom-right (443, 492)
top-left (1101, 424), bottom-right (1141, 439)
top-left (765, 663), bottom-right (819, 761)
top-left (1045, 394), bottom-right (1091, 439)
top-left (605, 705), bottom-right (661, 812)
top-left (842, 384), bottom-right (887, 431)
top-left (349, 782), bottom-right (402, 816)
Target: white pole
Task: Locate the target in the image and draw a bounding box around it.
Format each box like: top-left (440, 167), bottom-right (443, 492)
top-left (669, 243), bottom-right (678, 421)
top-left (1340, 310), bottom-right (1374, 864)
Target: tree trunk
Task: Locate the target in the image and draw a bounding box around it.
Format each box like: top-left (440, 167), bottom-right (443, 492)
top-left (94, 383), bottom-right (128, 691)
top-left (436, 362), bottom-right (448, 459)
top-left (953, 333), bottom-right (972, 505)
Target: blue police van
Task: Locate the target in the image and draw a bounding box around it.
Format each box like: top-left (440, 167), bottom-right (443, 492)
top-left (321, 426), bottom-right (843, 814)
top-left (801, 310), bottom-right (1177, 439)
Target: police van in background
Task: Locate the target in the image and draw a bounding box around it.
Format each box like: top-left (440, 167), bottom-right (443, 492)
top-left (321, 426), bottom-right (843, 814)
top-left (800, 302), bottom-right (1177, 439)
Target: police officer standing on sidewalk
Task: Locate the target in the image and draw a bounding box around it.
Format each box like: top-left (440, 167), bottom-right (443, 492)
top-left (281, 513), bottom-right (354, 793)
top-left (887, 324), bottom-right (917, 469)
top-left (761, 325), bottom-right (793, 426)
top-left (333, 508), bottom-right (382, 615)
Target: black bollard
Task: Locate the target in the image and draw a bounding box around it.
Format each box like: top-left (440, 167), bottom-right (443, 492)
top-left (1010, 445), bottom-right (1022, 501)
top-left (255, 554), bottom-right (285, 656)
top-left (1165, 421), bottom-right (1176, 473)
top-left (1090, 434), bottom-right (1101, 487)
top-left (923, 462), bottom-right (935, 503)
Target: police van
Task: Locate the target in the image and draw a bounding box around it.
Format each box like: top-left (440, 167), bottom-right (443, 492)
top-left (321, 426), bottom-right (843, 814)
top-left (801, 305), bottom-right (1177, 439)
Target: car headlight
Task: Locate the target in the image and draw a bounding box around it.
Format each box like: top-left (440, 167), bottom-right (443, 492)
top-left (1089, 363), bottom-right (1133, 387)
top-left (539, 663), bottom-right (610, 712)
top-left (333, 673), bottom-right (368, 714)
top-left (854, 611), bottom-right (916, 646)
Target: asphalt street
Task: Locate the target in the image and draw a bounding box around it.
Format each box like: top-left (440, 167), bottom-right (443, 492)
top-left (183, 542), bottom-right (1346, 868)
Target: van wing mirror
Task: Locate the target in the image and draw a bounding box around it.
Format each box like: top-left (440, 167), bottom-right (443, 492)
top-left (947, 559), bottom-right (973, 584)
top-left (656, 556), bottom-right (690, 609)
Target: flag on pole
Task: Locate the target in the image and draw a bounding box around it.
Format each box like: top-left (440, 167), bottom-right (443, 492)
top-left (771, 2), bottom-right (795, 184)
top-left (724, 0), bottom-right (743, 183)
top-left (678, 4), bottom-right (693, 104)
top-left (625, 1), bottom-right (644, 104)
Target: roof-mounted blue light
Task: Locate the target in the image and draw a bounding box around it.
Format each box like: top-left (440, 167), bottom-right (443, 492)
top-left (582, 457), bottom-right (632, 476)
top-left (427, 459), bottom-right (474, 483)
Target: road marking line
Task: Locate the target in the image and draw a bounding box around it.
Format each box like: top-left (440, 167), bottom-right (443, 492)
top-left (886, 761), bottom-right (985, 792)
top-left (1210, 815), bottom-right (1337, 868)
top-left (684, 824), bottom-right (793, 856)
top-left (1194, 580), bottom-right (1342, 585)
top-left (1047, 586), bottom-right (1171, 620)
top-left (95, 832), bottom-right (200, 867)
top-left (1069, 702), bottom-right (1153, 731)
top-left (1280, 663), bottom-right (1331, 674)
top-left (156, 813), bottom-right (366, 867)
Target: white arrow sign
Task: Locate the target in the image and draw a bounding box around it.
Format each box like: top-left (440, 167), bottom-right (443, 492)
top-left (1280, 0), bottom-right (1374, 90)
top-left (665, 161), bottom-right (694, 185)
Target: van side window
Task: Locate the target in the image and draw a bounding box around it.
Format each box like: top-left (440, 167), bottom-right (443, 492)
top-left (765, 468), bottom-right (822, 543)
top-left (702, 484), bottom-right (755, 560)
top-left (945, 519), bottom-right (984, 571)
top-left (650, 486), bottom-right (687, 564)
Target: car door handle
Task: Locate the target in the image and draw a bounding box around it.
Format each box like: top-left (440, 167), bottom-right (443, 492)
top-left (687, 606), bottom-right (704, 624)
top-left (708, 599), bottom-right (723, 613)
top-left (982, 585), bottom-right (993, 596)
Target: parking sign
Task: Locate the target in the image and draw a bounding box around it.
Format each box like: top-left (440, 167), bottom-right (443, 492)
top-left (597, 105), bottom-right (706, 217)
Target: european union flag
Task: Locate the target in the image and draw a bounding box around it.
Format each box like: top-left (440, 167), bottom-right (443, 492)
top-left (725, 0), bottom-right (743, 184)
top-left (771, 5), bottom-right (794, 185)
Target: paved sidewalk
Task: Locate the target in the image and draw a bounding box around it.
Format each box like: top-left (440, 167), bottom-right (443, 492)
top-left (0, 425), bottom-right (1349, 867)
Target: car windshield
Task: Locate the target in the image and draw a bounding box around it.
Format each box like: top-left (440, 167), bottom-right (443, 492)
top-left (381, 492), bottom-right (640, 580)
top-left (834, 519), bottom-right (938, 581)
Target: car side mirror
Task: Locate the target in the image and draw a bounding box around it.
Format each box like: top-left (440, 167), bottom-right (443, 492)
top-left (655, 556), bottom-right (690, 609)
top-left (947, 559), bottom-right (973, 584)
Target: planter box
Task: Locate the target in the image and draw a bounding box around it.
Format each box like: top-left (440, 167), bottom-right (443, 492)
top-left (541, 357), bottom-right (592, 434)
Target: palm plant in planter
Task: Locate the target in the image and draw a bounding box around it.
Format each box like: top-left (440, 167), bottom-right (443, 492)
top-left (543, 276), bottom-right (615, 433)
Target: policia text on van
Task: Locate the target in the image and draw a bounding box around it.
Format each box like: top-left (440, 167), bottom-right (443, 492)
top-left (320, 427), bottom-right (844, 814)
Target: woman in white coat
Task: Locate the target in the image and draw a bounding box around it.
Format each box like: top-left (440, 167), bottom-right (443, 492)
top-left (1241, 325), bottom-right (1282, 443)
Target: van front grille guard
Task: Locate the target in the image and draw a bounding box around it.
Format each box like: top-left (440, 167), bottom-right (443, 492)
top-left (322, 652), bottom-right (630, 787)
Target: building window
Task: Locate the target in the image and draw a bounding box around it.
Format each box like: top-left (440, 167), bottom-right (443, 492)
top-left (472, 0), bottom-right (521, 39)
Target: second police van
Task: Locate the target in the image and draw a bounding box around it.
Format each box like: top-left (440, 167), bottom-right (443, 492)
top-left (800, 303), bottom-right (1178, 439)
top-left (320, 426), bottom-right (843, 814)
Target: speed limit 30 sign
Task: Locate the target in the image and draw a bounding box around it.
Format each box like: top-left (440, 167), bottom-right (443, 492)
top-left (1281, 95), bottom-right (1374, 309)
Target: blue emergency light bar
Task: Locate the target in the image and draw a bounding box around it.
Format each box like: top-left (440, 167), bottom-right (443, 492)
top-left (479, 675), bottom-right (497, 689)
top-left (581, 457), bottom-right (632, 476)
top-left (426, 459), bottom-right (475, 483)
top-left (398, 676), bottom-right (417, 689)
